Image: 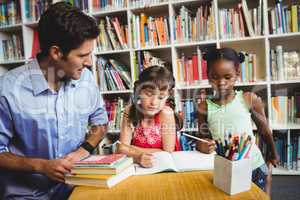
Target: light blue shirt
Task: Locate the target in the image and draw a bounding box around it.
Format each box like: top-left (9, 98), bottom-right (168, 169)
top-left (0, 59), bottom-right (108, 199)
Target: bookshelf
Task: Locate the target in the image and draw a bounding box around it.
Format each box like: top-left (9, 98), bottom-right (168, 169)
top-left (0, 0), bottom-right (300, 175)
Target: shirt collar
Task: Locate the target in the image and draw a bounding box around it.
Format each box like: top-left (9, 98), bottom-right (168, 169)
top-left (28, 58), bottom-right (50, 96)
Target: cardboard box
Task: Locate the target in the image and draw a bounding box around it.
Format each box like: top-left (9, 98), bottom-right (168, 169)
top-left (213, 155), bottom-right (252, 195)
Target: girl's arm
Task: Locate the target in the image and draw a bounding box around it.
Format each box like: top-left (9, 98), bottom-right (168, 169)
top-left (244, 92), bottom-right (280, 167)
top-left (196, 101), bottom-right (216, 153)
top-left (160, 106), bottom-right (176, 152)
top-left (117, 106), bottom-right (159, 167)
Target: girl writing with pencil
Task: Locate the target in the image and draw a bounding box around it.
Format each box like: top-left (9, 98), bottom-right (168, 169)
top-left (118, 66), bottom-right (182, 168)
top-left (196, 48), bottom-right (279, 193)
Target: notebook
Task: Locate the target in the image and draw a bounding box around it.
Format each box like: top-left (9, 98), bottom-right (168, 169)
top-left (135, 151), bottom-right (215, 175)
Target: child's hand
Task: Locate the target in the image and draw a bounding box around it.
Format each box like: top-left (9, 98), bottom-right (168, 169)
top-left (196, 139), bottom-right (216, 154)
top-left (138, 153), bottom-right (154, 168)
top-left (268, 151), bottom-right (280, 167)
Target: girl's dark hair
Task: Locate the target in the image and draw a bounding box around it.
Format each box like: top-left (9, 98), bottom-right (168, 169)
top-left (128, 66), bottom-right (183, 131)
top-left (203, 47), bottom-right (245, 75)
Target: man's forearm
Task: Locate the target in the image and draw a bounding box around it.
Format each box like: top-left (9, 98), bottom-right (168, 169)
top-left (85, 125), bottom-right (107, 147)
top-left (0, 152), bottom-right (45, 173)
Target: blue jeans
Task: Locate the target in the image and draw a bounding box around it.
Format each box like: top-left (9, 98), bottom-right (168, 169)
top-left (252, 164), bottom-right (268, 191)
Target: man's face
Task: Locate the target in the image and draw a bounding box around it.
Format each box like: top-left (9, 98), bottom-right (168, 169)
top-left (57, 39), bottom-right (94, 80)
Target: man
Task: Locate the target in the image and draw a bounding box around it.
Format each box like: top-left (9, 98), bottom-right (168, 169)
top-left (0, 2), bottom-right (108, 199)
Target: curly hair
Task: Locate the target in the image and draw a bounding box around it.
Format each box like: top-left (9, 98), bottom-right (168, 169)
top-left (38, 2), bottom-right (99, 57)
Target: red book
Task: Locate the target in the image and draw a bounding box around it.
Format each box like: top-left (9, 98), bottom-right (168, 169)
top-left (192, 53), bottom-right (199, 82)
top-left (75, 154), bottom-right (126, 165)
top-left (31, 29), bottom-right (40, 58)
top-left (202, 58), bottom-right (207, 80)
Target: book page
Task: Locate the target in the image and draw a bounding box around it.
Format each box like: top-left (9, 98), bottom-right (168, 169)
top-left (135, 151), bottom-right (177, 175)
top-left (171, 151), bottom-right (215, 172)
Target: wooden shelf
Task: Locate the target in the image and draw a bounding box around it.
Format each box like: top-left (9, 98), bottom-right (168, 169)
top-left (219, 36), bottom-right (265, 43)
top-left (0, 59), bottom-right (27, 65)
top-left (100, 90), bottom-right (133, 95)
top-left (174, 40), bottom-right (217, 48)
top-left (94, 49), bottom-right (130, 55)
top-left (271, 124), bottom-right (300, 130)
top-left (92, 8), bottom-right (127, 17)
top-left (134, 44), bottom-right (171, 51)
top-left (272, 167), bottom-right (300, 175)
top-left (0, 23), bottom-right (22, 31)
top-left (270, 80), bottom-right (300, 85)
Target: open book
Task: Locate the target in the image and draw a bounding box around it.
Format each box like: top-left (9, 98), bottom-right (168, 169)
top-left (135, 151), bottom-right (215, 175)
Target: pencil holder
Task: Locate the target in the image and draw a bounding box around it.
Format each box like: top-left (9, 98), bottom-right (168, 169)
top-left (213, 155), bottom-right (252, 195)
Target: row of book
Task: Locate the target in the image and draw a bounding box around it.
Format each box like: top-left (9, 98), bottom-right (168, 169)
top-left (173, 4), bottom-right (215, 43)
top-left (176, 47), bottom-right (208, 86)
top-left (0, 34), bottom-right (24, 61)
top-left (270, 45), bottom-right (300, 81)
top-left (92, 0), bottom-right (127, 11)
top-left (105, 97), bottom-right (126, 131)
top-left (133, 50), bottom-right (167, 81)
top-left (273, 133), bottom-right (300, 171)
top-left (180, 99), bottom-right (197, 129)
top-left (0, 0), bottom-right (21, 27)
top-left (129, 0), bottom-right (167, 8)
top-left (65, 154), bottom-right (135, 188)
top-left (25, 0), bottom-right (52, 22)
top-left (97, 16), bottom-right (128, 51)
top-left (218, 0), bottom-right (264, 39)
top-left (65, 0), bottom-right (89, 12)
top-left (239, 52), bottom-right (257, 83)
top-left (132, 13), bottom-right (170, 48)
top-left (97, 57), bottom-right (131, 91)
top-left (271, 95), bottom-right (300, 125)
top-left (268, 1), bottom-right (300, 34)
top-left (25, 0), bottom-right (88, 22)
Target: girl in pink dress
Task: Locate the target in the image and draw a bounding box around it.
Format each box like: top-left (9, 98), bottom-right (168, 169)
top-left (118, 66), bottom-right (182, 167)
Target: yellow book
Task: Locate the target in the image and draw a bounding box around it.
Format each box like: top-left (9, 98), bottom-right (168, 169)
top-left (66, 165), bottom-right (135, 188)
top-left (176, 59), bottom-right (182, 82)
top-left (291, 5), bottom-right (298, 32)
top-left (140, 13), bottom-right (147, 47)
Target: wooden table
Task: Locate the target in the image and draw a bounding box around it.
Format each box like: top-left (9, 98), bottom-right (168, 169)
top-left (69, 171), bottom-right (270, 200)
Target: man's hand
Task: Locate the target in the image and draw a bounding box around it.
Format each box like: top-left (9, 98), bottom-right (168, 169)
top-left (196, 138), bottom-right (216, 154)
top-left (64, 147), bottom-right (90, 163)
top-left (37, 158), bottom-right (73, 182)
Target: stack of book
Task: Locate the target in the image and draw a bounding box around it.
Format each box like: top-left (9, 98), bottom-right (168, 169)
top-left (65, 154), bottom-right (134, 188)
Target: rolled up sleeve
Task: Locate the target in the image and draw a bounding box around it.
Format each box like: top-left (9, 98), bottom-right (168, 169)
top-left (0, 96), bottom-right (14, 153)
